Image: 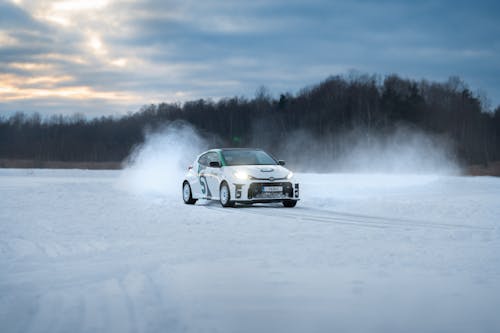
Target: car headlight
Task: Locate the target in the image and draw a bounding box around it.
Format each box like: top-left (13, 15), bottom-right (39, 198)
top-left (234, 171), bottom-right (249, 180)
top-left (287, 172), bottom-right (294, 179)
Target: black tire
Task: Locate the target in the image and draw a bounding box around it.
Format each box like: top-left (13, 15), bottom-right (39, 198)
top-left (182, 182), bottom-right (197, 205)
top-left (219, 182), bottom-right (235, 207)
top-left (282, 200), bottom-right (297, 208)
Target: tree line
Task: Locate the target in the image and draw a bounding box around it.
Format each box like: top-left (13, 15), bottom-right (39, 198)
top-left (1, 73), bottom-right (499, 167)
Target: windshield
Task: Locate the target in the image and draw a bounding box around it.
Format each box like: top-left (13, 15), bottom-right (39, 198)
top-left (221, 150), bottom-right (277, 166)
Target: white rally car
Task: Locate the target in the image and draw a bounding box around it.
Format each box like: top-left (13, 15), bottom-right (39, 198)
top-left (182, 148), bottom-right (299, 207)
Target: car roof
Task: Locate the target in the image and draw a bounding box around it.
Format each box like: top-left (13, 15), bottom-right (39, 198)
top-left (209, 148), bottom-right (263, 152)
top-left (222, 148), bottom-right (263, 152)
top-left (198, 148), bottom-right (265, 157)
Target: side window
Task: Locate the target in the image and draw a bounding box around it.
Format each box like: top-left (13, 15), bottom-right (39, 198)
top-left (207, 152), bottom-right (220, 165)
top-left (198, 154), bottom-right (209, 166)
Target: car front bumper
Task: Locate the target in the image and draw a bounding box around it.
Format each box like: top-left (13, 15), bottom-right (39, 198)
top-left (232, 181), bottom-right (299, 202)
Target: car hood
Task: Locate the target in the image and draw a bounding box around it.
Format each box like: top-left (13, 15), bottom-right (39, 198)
top-left (225, 165), bottom-right (290, 179)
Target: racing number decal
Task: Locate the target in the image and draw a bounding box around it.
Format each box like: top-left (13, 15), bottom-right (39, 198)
top-left (199, 175), bottom-right (207, 194)
top-left (199, 175), bottom-right (212, 198)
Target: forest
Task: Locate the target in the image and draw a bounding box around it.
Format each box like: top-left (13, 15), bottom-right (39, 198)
top-left (1, 73), bottom-right (499, 170)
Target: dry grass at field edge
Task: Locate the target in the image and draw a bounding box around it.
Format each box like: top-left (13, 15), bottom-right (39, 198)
top-left (1, 159), bottom-right (499, 176)
top-left (0, 159), bottom-right (122, 170)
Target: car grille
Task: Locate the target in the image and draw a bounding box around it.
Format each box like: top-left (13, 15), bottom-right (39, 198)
top-left (247, 182), bottom-right (293, 199)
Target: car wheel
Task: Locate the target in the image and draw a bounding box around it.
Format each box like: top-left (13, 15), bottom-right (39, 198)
top-left (220, 182), bottom-right (235, 207)
top-left (183, 182), bottom-right (197, 204)
top-left (282, 200), bottom-right (297, 208)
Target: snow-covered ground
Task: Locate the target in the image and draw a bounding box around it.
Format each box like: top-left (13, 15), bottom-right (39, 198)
top-left (1, 169), bottom-right (499, 333)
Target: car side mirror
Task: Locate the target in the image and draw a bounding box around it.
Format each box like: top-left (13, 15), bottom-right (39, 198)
top-left (278, 160), bottom-right (286, 166)
top-left (209, 161), bottom-right (221, 168)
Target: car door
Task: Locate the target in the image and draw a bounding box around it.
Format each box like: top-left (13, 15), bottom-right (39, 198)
top-left (194, 153), bottom-right (210, 198)
top-left (205, 152), bottom-right (222, 199)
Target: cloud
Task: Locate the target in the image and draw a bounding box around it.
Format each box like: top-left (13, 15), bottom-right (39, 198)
top-left (0, 1), bottom-right (42, 28)
top-left (0, 0), bottom-right (499, 117)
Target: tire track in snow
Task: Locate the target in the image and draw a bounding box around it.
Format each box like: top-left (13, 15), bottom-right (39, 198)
top-left (300, 207), bottom-right (492, 231)
top-left (203, 204), bottom-right (492, 232)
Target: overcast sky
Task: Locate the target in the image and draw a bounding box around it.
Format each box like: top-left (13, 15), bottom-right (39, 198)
top-left (1, 0), bottom-right (499, 116)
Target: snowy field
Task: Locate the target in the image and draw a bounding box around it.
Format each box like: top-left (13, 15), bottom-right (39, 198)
top-left (1, 169), bottom-right (500, 333)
